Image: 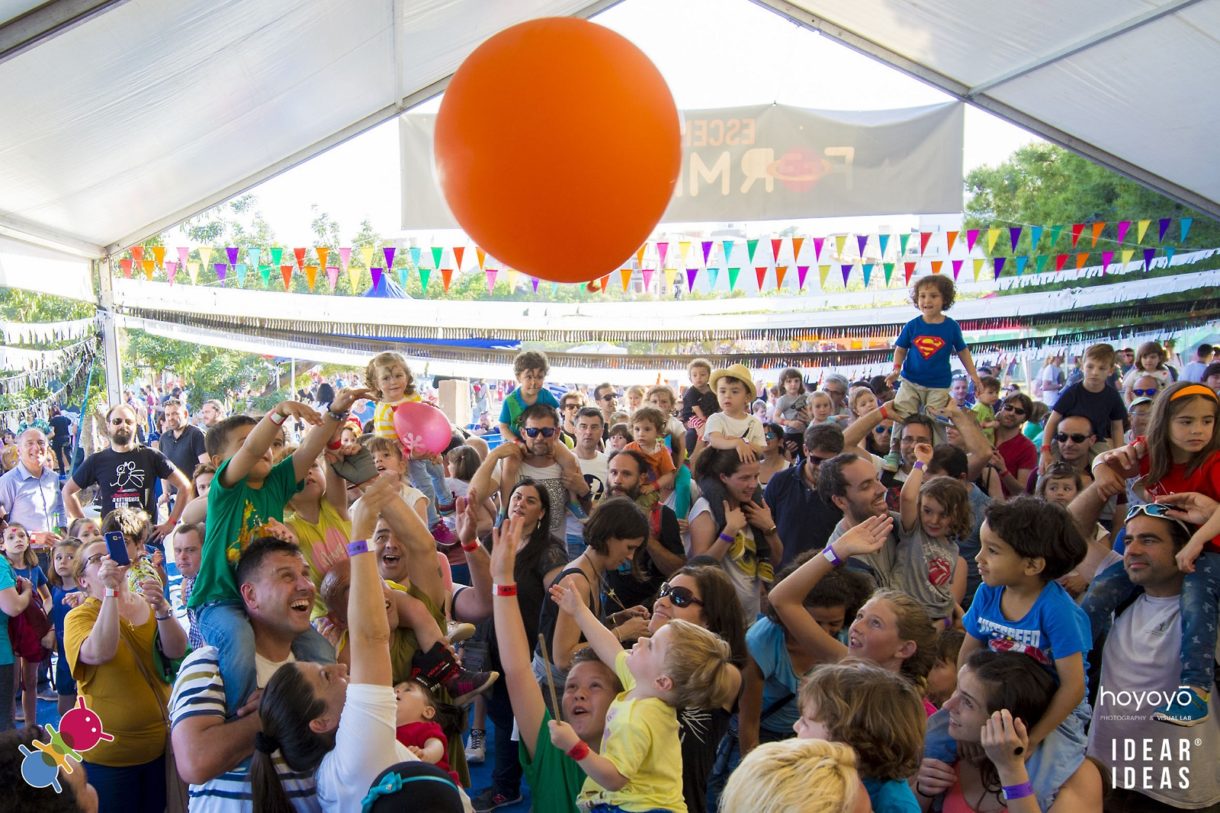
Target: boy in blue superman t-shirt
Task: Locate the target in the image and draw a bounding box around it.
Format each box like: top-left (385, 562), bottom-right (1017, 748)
top-left (883, 275), bottom-right (982, 471)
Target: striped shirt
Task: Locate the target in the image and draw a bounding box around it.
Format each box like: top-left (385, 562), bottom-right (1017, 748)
top-left (372, 395), bottom-right (420, 440)
top-left (168, 647), bottom-right (320, 812)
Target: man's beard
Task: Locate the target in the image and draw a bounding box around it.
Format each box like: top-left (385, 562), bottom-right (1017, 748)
top-left (112, 429), bottom-right (133, 445)
top-left (609, 485), bottom-right (639, 500)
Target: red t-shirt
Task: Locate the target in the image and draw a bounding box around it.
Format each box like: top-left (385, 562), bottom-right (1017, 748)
top-left (395, 721), bottom-right (459, 783)
top-left (997, 433), bottom-right (1037, 497)
top-left (1141, 447), bottom-right (1220, 551)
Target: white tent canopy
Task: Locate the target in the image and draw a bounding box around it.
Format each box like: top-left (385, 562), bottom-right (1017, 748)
top-left (0, 0), bottom-right (1217, 271)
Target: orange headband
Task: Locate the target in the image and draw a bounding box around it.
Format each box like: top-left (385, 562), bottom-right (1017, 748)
top-left (1171, 384), bottom-right (1219, 402)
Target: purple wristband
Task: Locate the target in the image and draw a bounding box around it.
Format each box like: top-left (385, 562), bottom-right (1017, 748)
top-left (346, 539), bottom-right (370, 557)
top-left (1002, 781), bottom-right (1034, 802)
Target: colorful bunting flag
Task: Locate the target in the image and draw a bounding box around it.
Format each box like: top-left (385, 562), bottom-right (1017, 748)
top-left (398, 268), bottom-right (408, 290)
top-left (857, 234), bottom-right (869, 257)
top-left (214, 262), bottom-right (227, 282)
top-left (506, 269), bottom-right (519, 289)
top-left (233, 262), bottom-right (246, 286)
top-left (1101, 251), bottom-right (1114, 274)
top-left (166, 261), bottom-right (178, 284)
top-left (293, 247), bottom-right (306, 269)
top-left (775, 265), bottom-right (788, 289)
top-left (419, 268), bottom-right (431, 291)
top-left (383, 247), bottom-right (397, 269)
top-left (1116, 221), bottom-right (1130, 244)
top-left (1008, 227), bottom-right (1022, 252)
top-left (657, 241), bottom-right (670, 268)
top-left (176, 246), bottom-right (189, 267)
top-left (663, 268), bottom-right (676, 289)
top-left (620, 268), bottom-right (632, 292)
top-left (119, 258), bottom-right (133, 278)
top-left (1181, 217), bottom-right (1193, 243)
top-left (280, 265), bottom-right (293, 289)
top-left (1142, 248), bottom-right (1156, 270)
top-left (861, 263), bottom-right (873, 286)
top-left (1070, 223), bottom-right (1084, 248)
top-left (358, 246), bottom-right (375, 268)
top-left (200, 246), bottom-right (214, 267)
top-left (1029, 226), bottom-right (1042, 250)
top-left (946, 231), bottom-right (958, 254)
top-left (878, 233), bottom-right (891, 257)
top-left (188, 261), bottom-right (200, 284)
top-left (486, 269), bottom-right (498, 293)
top-left (248, 248), bottom-right (262, 269)
top-left (1120, 249), bottom-right (1134, 268)
top-left (904, 262), bottom-right (916, 284)
top-left (304, 265), bottom-right (318, 290)
top-left (770, 239), bottom-right (783, 265)
top-left (706, 267), bottom-right (719, 289)
top-left (746, 239), bottom-right (759, 265)
top-left (679, 241), bottom-right (692, 266)
top-left (1136, 220), bottom-right (1151, 244)
top-left (811, 237), bottom-right (824, 263)
top-left (636, 245), bottom-right (646, 268)
top-left (1049, 225), bottom-right (1062, 248)
top-left (1015, 256), bottom-right (1027, 276)
top-left (721, 241), bottom-right (734, 266)
top-left (972, 258), bottom-right (984, 281)
top-left (476, 247), bottom-right (486, 271)
top-left (930, 261), bottom-right (942, 275)
top-left (727, 267), bottom-right (740, 290)
top-left (687, 268), bottom-right (699, 292)
top-left (1034, 255), bottom-right (1048, 275)
top-left (259, 265), bottom-right (271, 286)
top-left (339, 247), bottom-right (351, 270)
top-left (900, 233), bottom-right (912, 258)
top-left (701, 241), bottom-right (714, 266)
top-left (965, 229), bottom-right (979, 253)
top-left (1075, 252), bottom-right (1088, 270)
top-left (141, 259), bottom-right (154, 280)
top-left (818, 265), bottom-right (830, 288)
top-left (641, 269), bottom-right (654, 289)
top-left (430, 246), bottom-right (443, 269)
top-left (951, 259), bottom-right (963, 280)
top-left (327, 266), bottom-right (339, 291)
top-left (796, 265), bottom-right (809, 290)
top-left (986, 228), bottom-right (1000, 253)
top-left (1054, 254), bottom-right (1068, 272)
top-left (884, 262), bottom-right (896, 285)
top-left (131, 246), bottom-right (144, 265)
top-left (1165, 246), bottom-right (1176, 264)
top-left (441, 268), bottom-right (453, 292)
top-left (152, 246), bottom-right (166, 268)
top-left (1090, 222), bottom-right (1105, 248)
top-left (312, 247), bottom-right (326, 270)
top-left (993, 257), bottom-right (1006, 278)
top-left (370, 267), bottom-right (383, 290)
top-left (834, 235), bottom-right (847, 259)
top-left (841, 264), bottom-right (852, 286)
top-left (919, 232), bottom-right (932, 255)
top-left (1158, 218), bottom-right (1171, 242)
top-left (348, 265), bottom-right (362, 291)
top-left (791, 238), bottom-right (804, 262)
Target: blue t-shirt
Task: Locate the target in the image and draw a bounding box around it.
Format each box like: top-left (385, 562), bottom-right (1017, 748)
top-left (863, 776), bottom-right (921, 813)
top-left (745, 616), bottom-right (803, 734)
top-left (12, 565), bottom-right (48, 595)
top-left (498, 387), bottom-right (561, 437)
top-left (963, 581), bottom-right (1091, 677)
top-left (51, 584), bottom-right (81, 638)
top-left (0, 559), bottom-right (14, 666)
top-left (895, 316), bottom-right (967, 389)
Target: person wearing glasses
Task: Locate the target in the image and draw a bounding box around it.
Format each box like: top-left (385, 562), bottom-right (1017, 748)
top-left (991, 392), bottom-right (1039, 498)
top-left (1124, 372), bottom-right (1161, 406)
top-left (1031, 415), bottom-right (1100, 496)
top-left (592, 383), bottom-right (619, 434)
top-left (1040, 343), bottom-right (1128, 475)
top-left (62, 405), bottom-right (191, 539)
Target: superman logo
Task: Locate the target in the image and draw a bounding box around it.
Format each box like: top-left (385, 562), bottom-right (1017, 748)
top-left (913, 335), bottom-right (945, 359)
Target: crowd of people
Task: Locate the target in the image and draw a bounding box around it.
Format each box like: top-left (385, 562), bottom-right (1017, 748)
top-left (0, 275), bottom-right (1217, 812)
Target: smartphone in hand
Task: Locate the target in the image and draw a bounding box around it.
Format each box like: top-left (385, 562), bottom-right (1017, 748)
top-left (103, 531), bottom-right (130, 566)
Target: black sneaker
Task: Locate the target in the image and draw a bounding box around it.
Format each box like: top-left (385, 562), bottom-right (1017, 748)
top-left (471, 787), bottom-right (523, 812)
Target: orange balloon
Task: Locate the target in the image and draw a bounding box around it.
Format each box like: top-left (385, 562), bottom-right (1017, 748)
top-left (434, 18), bottom-right (680, 284)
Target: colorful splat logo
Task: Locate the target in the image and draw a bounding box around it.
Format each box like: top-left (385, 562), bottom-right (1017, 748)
top-left (19, 696), bottom-right (114, 793)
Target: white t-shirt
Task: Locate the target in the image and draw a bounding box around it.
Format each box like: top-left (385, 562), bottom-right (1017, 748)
top-left (1039, 363), bottom-right (1065, 407)
top-left (702, 412), bottom-right (764, 449)
top-left (316, 684), bottom-right (417, 813)
top-left (563, 452), bottom-right (609, 540)
top-left (352, 483), bottom-right (427, 520)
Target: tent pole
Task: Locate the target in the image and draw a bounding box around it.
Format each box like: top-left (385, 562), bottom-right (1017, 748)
top-left (291, 357), bottom-right (295, 397)
top-left (96, 257), bottom-right (123, 407)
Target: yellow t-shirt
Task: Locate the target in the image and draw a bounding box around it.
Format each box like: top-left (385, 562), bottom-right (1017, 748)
top-left (577, 651), bottom-right (685, 812)
top-left (372, 394), bottom-right (422, 440)
top-left (286, 500), bottom-right (353, 618)
top-left (64, 599), bottom-right (170, 766)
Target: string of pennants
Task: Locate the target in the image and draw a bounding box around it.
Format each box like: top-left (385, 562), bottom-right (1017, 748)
top-left (117, 217), bottom-right (1197, 294)
top-left (0, 348), bottom-right (94, 422)
top-left (0, 338), bottom-right (98, 396)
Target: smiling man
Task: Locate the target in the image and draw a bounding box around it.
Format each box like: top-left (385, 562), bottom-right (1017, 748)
top-left (819, 452), bottom-right (898, 588)
top-left (763, 424), bottom-right (844, 566)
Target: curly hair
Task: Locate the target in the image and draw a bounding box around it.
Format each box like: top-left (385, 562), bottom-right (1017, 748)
top-left (919, 475), bottom-right (973, 539)
top-left (910, 273), bottom-right (956, 311)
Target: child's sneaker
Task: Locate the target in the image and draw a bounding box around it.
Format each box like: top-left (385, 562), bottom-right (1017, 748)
top-left (1153, 687), bottom-right (1210, 726)
top-left (881, 452), bottom-right (901, 472)
top-left (472, 788), bottom-right (523, 812)
top-left (437, 499), bottom-right (457, 516)
top-left (444, 668), bottom-right (499, 706)
top-left (447, 621), bottom-right (476, 644)
top-left (465, 728), bottom-right (486, 763)
top-left (431, 520), bottom-right (458, 547)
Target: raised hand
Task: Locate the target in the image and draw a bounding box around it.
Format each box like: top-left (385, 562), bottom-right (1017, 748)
top-left (273, 401), bottom-right (323, 426)
top-left (549, 582), bottom-right (583, 617)
top-left (835, 513), bottom-right (894, 558)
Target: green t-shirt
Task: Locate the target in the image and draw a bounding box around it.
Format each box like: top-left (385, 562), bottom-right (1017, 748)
top-left (520, 708), bottom-right (586, 813)
top-left (188, 456), bottom-right (302, 608)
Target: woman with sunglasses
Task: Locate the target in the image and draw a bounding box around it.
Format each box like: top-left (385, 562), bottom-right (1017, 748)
top-left (759, 423), bottom-right (792, 485)
top-left (1121, 340), bottom-right (1174, 403)
top-left (646, 566), bottom-right (746, 813)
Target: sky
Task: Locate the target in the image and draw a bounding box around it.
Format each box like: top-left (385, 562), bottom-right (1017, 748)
top-left (237, 0), bottom-right (1041, 245)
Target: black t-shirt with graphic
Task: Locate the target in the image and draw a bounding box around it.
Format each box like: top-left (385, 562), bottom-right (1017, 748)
top-left (72, 446), bottom-right (175, 518)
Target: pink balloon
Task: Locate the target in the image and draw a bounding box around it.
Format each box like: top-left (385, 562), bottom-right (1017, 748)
top-left (392, 402), bottom-right (452, 456)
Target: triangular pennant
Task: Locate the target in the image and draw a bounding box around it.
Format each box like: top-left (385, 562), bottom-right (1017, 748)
top-left (214, 262), bottom-right (227, 282)
top-left (728, 267), bottom-right (740, 290)
top-left (1055, 254), bottom-right (1068, 272)
top-left (1101, 251), bottom-right (1114, 273)
top-left (972, 258), bottom-right (984, 281)
top-left (1120, 248), bottom-right (1134, 269)
top-left (430, 246), bottom-right (443, 268)
top-left (383, 247), bottom-right (396, 269)
top-left (1008, 227), bottom-right (1022, 252)
top-left (1142, 247), bottom-right (1156, 270)
top-left (986, 228), bottom-right (1001, 253)
top-left (769, 239), bottom-right (783, 265)
top-left (620, 268), bottom-right (633, 292)
top-left (930, 260), bottom-right (942, 275)
top-left (946, 231), bottom-right (958, 254)
top-left (1158, 218), bottom-right (1171, 242)
top-left (247, 248), bottom-right (262, 270)
top-left (131, 246), bottom-right (144, 265)
top-left (641, 268), bottom-right (654, 289)
top-left (884, 262), bottom-right (896, 284)
top-left (199, 246), bottom-right (214, 267)
top-left (598, 274), bottom-right (610, 292)
top-left (775, 265), bottom-right (787, 289)
top-left (311, 247), bottom-right (325, 270)
top-left (796, 265), bottom-right (809, 290)
top-left (663, 268), bottom-right (676, 289)
top-left (862, 263), bottom-right (873, 286)
top-left (441, 268), bottom-right (453, 292)
top-left (965, 229), bottom-right (979, 253)
top-left (1165, 246), bottom-right (1176, 264)
top-left (791, 237), bottom-right (804, 262)
top-left (1136, 220), bottom-right (1151, 244)
top-left (166, 261), bottom-right (178, 285)
top-left (339, 247), bottom-right (352, 270)
top-left (1116, 221), bottom-right (1130, 244)
top-left (1049, 225), bottom-right (1062, 248)
top-left (188, 261), bottom-right (200, 284)
top-left (701, 241), bottom-right (714, 266)
top-left (485, 269), bottom-right (498, 293)
top-left (119, 258), bottom-right (133, 277)
top-left (841, 264), bottom-right (852, 285)
top-left (348, 265), bottom-right (362, 291)
top-left (755, 267), bottom-right (767, 290)
top-left (679, 241), bottom-right (692, 266)
top-left (1090, 222), bottom-right (1105, 248)
top-left (176, 246), bottom-right (189, 267)
top-left (856, 234), bottom-right (869, 257)
top-left (305, 265), bottom-right (318, 290)
top-left (993, 257), bottom-right (1006, 278)
top-left (327, 266), bottom-right (339, 291)
top-left (919, 231), bottom-right (931, 255)
top-left (398, 267), bottom-right (408, 290)
top-left (1015, 256), bottom-right (1028, 276)
top-left (746, 239), bottom-right (759, 265)
top-left (1075, 252), bottom-right (1088, 270)
top-left (550, 282), bottom-right (559, 296)
top-left (950, 259), bottom-right (963, 280)
top-left (835, 235), bottom-right (848, 258)
top-left (151, 246), bottom-right (166, 268)
top-left (1070, 223), bottom-right (1084, 248)
top-left (818, 264), bottom-right (830, 288)
top-left (687, 268), bottom-right (699, 292)
top-left (419, 268), bottom-right (431, 291)
top-left (811, 237), bottom-right (824, 262)
top-left (706, 267), bottom-right (719, 289)
top-left (233, 262), bottom-right (246, 286)
top-left (141, 259), bottom-right (155, 280)
top-left (370, 267), bottom-right (383, 291)
top-left (878, 233), bottom-right (891, 257)
top-left (1180, 217), bottom-right (1193, 243)
top-left (223, 246), bottom-right (237, 267)
top-left (358, 246), bottom-right (375, 268)
top-left (721, 240), bottom-right (734, 266)
top-left (657, 241), bottom-right (670, 268)
top-left (280, 265), bottom-right (293, 289)
top-left (259, 265), bottom-right (271, 285)
top-left (1029, 226), bottom-right (1042, 250)
top-left (293, 247), bottom-right (306, 269)
top-left (635, 245), bottom-right (647, 268)
top-left (452, 246), bottom-right (465, 270)
top-left (1034, 255), bottom-right (1048, 275)
top-left (904, 262), bottom-right (916, 284)
top-left (476, 247), bottom-right (486, 271)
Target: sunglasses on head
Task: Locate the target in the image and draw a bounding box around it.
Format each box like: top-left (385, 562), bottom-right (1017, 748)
top-left (1001, 403), bottom-right (1026, 415)
top-left (522, 427), bottom-right (557, 438)
top-left (1054, 432), bottom-right (1091, 444)
top-left (658, 582), bottom-right (703, 608)
top-left (1132, 388), bottom-right (1158, 397)
top-left (1126, 502), bottom-right (1192, 535)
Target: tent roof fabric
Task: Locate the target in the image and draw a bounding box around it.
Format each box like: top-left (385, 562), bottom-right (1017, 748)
top-left (0, 0), bottom-right (1215, 265)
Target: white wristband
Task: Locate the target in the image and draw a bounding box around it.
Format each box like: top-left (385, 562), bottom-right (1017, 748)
top-left (269, 410), bottom-right (287, 426)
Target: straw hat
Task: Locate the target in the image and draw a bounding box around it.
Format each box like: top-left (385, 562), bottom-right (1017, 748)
top-left (709, 364), bottom-right (756, 400)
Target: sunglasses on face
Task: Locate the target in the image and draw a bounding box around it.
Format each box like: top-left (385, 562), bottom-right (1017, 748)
top-left (1054, 432), bottom-right (1091, 444)
top-left (600, 394), bottom-right (616, 402)
top-left (874, 425), bottom-right (891, 434)
top-left (522, 427), bottom-right (557, 438)
top-left (562, 403), bottom-right (580, 410)
top-left (658, 582), bottom-right (703, 608)
top-left (1132, 388), bottom-right (1158, 397)
top-left (1001, 403), bottom-right (1026, 415)
top-left (1126, 502), bottom-right (1192, 535)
